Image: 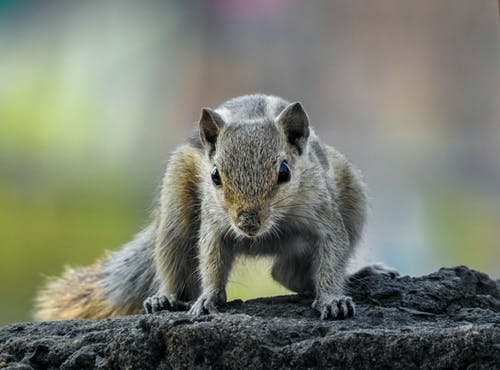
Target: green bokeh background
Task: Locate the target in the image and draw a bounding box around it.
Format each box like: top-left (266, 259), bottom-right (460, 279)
top-left (1, 1), bottom-right (499, 325)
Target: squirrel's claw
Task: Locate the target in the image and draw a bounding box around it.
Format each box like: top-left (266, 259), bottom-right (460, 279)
top-left (144, 295), bottom-right (170, 314)
top-left (143, 295), bottom-right (188, 314)
top-left (188, 293), bottom-right (221, 316)
top-left (312, 295), bottom-right (355, 320)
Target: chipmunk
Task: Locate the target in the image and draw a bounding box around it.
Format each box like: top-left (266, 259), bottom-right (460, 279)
top-left (35, 94), bottom-right (386, 321)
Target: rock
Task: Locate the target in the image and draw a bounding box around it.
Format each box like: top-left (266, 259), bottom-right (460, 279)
top-left (0, 266), bottom-right (499, 369)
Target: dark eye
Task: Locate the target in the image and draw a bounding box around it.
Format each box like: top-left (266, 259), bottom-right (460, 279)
top-left (211, 166), bottom-right (222, 186)
top-left (278, 160), bottom-right (291, 183)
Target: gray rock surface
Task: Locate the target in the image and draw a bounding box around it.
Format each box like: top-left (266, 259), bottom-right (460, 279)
top-left (0, 266), bottom-right (499, 369)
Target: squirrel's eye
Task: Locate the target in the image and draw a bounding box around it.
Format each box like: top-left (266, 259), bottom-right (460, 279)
top-left (277, 160), bottom-right (291, 183)
top-left (211, 166), bottom-right (222, 186)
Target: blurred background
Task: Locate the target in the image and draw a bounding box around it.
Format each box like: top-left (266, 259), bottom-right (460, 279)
top-left (0, 0), bottom-right (498, 325)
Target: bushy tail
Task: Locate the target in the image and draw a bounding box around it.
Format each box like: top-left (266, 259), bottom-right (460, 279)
top-left (34, 261), bottom-right (137, 321)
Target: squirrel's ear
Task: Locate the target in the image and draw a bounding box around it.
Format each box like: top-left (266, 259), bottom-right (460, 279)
top-left (276, 102), bottom-right (310, 155)
top-left (199, 108), bottom-right (225, 152)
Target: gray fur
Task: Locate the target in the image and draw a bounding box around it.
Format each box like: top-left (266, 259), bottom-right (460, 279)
top-left (311, 141), bottom-right (329, 170)
top-left (217, 94), bottom-right (288, 123)
top-left (100, 224), bottom-right (159, 311)
top-left (101, 94), bottom-right (368, 320)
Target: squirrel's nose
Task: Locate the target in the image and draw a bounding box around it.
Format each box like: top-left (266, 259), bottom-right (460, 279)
top-left (236, 210), bottom-right (261, 234)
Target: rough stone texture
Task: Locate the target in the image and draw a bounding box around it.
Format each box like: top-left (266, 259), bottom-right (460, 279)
top-left (0, 266), bottom-right (499, 369)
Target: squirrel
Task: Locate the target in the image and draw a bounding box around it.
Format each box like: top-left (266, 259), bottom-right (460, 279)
top-left (35, 94), bottom-right (391, 321)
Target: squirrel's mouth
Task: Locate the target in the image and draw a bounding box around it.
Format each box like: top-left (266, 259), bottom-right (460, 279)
top-left (234, 224), bottom-right (260, 238)
top-left (230, 220), bottom-right (267, 238)
top-left (232, 219), bottom-right (274, 239)
top-left (236, 223), bottom-right (260, 235)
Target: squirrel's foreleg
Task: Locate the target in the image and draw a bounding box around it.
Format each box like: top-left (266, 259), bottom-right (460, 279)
top-left (188, 219), bottom-right (235, 316)
top-left (311, 207), bottom-right (355, 320)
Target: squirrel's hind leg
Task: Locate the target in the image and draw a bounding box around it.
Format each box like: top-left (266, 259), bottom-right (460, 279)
top-left (348, 263), bottom-right (399, 281)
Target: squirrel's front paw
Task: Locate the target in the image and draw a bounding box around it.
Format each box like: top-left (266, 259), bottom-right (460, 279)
top-left (312, 295), bottom-right (355, 320)
top-left (143, 295), bottom-right (188, 314)
top-left (188, 291), bottom-right (225, 317)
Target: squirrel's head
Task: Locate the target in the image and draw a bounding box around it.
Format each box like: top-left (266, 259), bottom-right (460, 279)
top-left (199, 101), bottom-right (310, 238)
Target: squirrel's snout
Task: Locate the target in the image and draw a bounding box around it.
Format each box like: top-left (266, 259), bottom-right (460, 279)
top-left (236, 210), bottom-right (261, 235)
